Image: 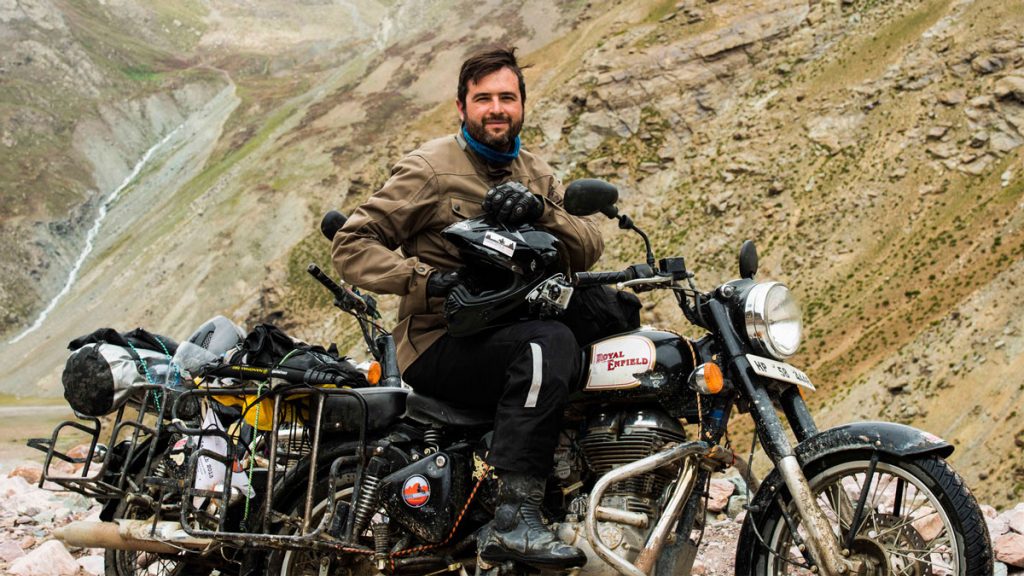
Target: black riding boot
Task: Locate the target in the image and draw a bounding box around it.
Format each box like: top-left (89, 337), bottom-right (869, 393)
top-left (479, 473), bottom-right (586, 569)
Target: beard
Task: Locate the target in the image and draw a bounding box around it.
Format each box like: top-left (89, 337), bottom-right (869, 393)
top-left (464, 112), bottom-right (523, 151)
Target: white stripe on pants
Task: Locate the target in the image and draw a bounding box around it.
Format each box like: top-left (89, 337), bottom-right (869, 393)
top-left (524, 343), bottom-right (542, 408)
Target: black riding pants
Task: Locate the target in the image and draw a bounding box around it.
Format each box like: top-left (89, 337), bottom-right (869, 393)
top-left (403, 320), bottom-right (580, 476)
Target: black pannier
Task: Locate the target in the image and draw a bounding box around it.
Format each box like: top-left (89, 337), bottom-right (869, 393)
top-left (61, 328), bottom-right (179, 417)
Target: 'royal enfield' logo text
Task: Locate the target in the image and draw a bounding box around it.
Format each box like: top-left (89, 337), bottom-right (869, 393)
top-left (584, 334), bottom-right (657, 390)
top-left (593, 350), bottom-right (651, 371)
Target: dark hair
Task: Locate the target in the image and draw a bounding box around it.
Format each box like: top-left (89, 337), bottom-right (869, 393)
top-left (457, 47), bottom-right (529, 106)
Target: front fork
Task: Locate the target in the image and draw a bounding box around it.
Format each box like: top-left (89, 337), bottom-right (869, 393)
top-left (707, 300), bottom-right (855, 575)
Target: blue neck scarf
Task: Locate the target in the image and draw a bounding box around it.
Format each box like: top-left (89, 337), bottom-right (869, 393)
top-left (461, 124), bottom-right (520, 166)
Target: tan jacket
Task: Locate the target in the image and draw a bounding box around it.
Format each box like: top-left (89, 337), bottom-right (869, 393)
top-left (332, 133), bottom-right (604, 371)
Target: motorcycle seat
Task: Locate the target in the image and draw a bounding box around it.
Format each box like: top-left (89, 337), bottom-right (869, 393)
top-left (320, 387), bottom-right (409, 433)
top-left (403, 392), bottom-right (494, 428)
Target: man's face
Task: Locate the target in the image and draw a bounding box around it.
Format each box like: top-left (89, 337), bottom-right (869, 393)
top-left (457, 67), bottom-right (524, 151)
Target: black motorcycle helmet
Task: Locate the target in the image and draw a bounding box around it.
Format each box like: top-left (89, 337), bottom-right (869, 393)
top-left (442, 216), bottom-right (567, 337)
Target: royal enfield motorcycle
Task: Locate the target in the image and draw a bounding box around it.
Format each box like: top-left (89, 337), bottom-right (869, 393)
top-left (36, 179), bottom-right (991, 576)
top-left (265, 178), bottom-right (992, 576)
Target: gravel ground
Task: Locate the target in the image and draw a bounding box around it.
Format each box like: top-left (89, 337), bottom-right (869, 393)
top-left (2, 459), bottom-right (1022, 575)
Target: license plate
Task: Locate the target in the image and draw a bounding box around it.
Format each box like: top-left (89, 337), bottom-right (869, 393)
top-left (746, 354), bottom-right (815, 391)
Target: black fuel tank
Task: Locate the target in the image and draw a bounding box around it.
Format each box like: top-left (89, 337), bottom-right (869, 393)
top-left (572, 329), bottom-right (703, 421)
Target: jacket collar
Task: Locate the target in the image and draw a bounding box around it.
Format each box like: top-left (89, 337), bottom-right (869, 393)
top-left (455, 131), bottom-right (514, 182)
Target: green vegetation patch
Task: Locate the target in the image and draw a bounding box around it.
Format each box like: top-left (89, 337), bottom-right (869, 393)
top-left (94, 104), bottom-right (297, 265)
top-left (807, 0), bottom-right (952, 93)
top-left (283, 232), bottom-right (368, 356)
top-left (645, 0), bottom-right (679, 24)
top-left (565, 106), bottom-right (670, 182)
top-left (122, 65), bottom-right (161, 83)
top-left (286, 231), bottom-right (337, 311)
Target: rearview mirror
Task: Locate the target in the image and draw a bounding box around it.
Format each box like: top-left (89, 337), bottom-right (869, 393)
top-left (739, 240), bottom-right (758, 279)
top-left (564, 179), bottom-right (619, 218)
top-left (321, 210), bottom-right (348, 241)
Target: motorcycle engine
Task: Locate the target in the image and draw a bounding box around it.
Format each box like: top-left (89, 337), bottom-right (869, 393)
top-left (578, 409), bottom-right (686, 516)
top-left (554, 409), bottom-right (686, 576)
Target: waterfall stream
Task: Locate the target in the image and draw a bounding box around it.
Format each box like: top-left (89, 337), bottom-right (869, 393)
top-left (8, 124), bottom-right (186, 345)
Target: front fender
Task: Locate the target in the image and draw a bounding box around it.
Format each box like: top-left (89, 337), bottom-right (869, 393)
top-left (795, 421), bottom-right (953, 465)
top-left (741, 422), bottom-right (954, 540)
top-left (737, 423), bottom-right (957, 571)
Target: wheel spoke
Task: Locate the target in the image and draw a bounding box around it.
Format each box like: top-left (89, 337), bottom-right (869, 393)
top-left (817, 482), bottom-right (851, 532)
top-left (875, 509), bottom-right (941, 541)
top-left (893, 477), bottom-right (906, 516)
top-left (886, 547), bottom-right (951, 568)
top-left (845, 453), bottom-right (878, 549)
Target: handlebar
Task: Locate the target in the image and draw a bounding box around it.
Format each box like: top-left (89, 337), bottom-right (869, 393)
top-left (205, 363), bottom-right (357, 387)
top-left (574, 264), bottom-right (657, 287)
top-left (575, 270), bottom-right (635, 286)
top-left (308, 264), bottom-right (370, 314)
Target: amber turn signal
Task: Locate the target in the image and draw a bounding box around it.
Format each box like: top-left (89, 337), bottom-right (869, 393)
top-left (687, 362), bottom-right (725, 395)
top-left (366, 361), bottom-right (382, 385)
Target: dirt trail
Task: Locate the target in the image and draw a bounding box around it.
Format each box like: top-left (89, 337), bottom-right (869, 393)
top-left (0, 405), bottom-right (75, 469)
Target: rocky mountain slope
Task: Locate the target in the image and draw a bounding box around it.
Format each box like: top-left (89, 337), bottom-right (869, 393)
top-left (0, 0), bottom-right (1022, 508)
top-left (0, 0), bottom-right (228, 332)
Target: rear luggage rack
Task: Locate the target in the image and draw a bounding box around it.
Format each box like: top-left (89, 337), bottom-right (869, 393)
top-left (28, 383), bottom-right (171, 500)
top-left (31, 366), bottom-right (379, 554)
top-left (165, 384), bottom-right (370, 552)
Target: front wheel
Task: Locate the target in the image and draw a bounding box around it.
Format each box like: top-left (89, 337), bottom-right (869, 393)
top-left (735, 452), bottom-right (992, 575)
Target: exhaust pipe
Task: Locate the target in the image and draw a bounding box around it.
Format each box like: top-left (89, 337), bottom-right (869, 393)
top-left (54, 520), bottom-right (213, 553)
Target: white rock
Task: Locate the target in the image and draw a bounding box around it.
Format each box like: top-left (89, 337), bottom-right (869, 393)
top-left (8, 540), bottom-right (79, 576)
top-left (805, 113), bottom-right (865, 153)
top-left (56, 492), bottom-right (94, 514)
top-left (31, 510), bottom-right (53, 525)
top-left (77, 555), bottom-right (105, 576)
top-left (990, 131), bottom-right (1022, 154)
top-left (994, 76), bottom-right (1024, 101)
top-left (0, 539), bottom-right (25, 562)
top-left (969, 95), bottom-right (994, 109)
top-left (937, 89), bottom-right (966, 105)
top-left (14, 490), bottom-right (56, 516)
top-left (1007, 503), bottom-right (1024, 534)
top-left (83, 507), bottom-right (102, 523)
top-left (0, 475), bottom-right (34, 497)
top-left (995, 533), bottom-right (1024, 568)
top-left (707, 478), bottom-right (735, 513)
top-left (988, 513), bottom-right (1011, 538)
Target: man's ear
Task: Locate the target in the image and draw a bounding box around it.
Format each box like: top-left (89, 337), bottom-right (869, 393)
top-left (455, 99), bottom-right (465, 123)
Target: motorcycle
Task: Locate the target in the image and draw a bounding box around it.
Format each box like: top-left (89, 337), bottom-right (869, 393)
top-left (34, 178), bottom-right (992, 576)
top-left (266, 178), bottom-right (994, 575)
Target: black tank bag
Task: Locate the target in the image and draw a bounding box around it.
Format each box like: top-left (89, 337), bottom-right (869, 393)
top-left (559, 285), bottom-right (642, 346)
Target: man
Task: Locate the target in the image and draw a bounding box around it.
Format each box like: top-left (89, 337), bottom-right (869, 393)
top-left (332, 47), bottom-right (603, 568)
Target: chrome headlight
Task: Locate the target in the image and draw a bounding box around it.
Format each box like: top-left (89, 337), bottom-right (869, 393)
top-left (743, 282), bottom-right (801, 359)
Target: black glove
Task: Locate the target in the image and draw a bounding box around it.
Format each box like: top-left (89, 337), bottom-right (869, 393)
top-left (426, 270), bottom-right (461, 298)
top-left (481, 182), bottom-right (544, 225)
